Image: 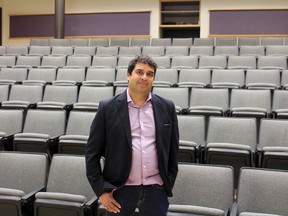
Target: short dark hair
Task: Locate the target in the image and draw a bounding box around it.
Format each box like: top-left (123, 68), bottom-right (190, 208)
top-left (127, 55), bottom-right (158, 75)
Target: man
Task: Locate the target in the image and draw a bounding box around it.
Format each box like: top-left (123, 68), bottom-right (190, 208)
top-left (86, 55), bottom-right (179, 216)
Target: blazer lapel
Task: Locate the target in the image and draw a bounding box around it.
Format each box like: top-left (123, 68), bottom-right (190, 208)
top-left (116, 90), bottom-right (132, 147)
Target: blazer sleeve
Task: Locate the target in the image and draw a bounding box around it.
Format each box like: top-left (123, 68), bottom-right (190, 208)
top-left (85, 101), bottom-right (115, 197)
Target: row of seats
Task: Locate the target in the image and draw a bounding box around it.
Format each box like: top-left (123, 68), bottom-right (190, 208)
top-left (1, 45), bottom-right (288, 57)
top-left (0, 55), bottom-right (287, 70)
top-left (2, 67), bottom-right (288, 89)
top-left (1, 152), bottom-right (287, 216)
top-left (29, 37), bottom-right (288, 47)
top-left (1, 84), bottom-right (288, 118)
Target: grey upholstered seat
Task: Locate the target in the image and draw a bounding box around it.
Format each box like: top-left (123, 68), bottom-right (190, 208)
top-left (49, 39), bottom-right (70, 46)
top-left (193, 38), bottom-right (214, 46)
top-left (34, 154), bottom-right (98, 216)
top-left (168, 164), bottom-right (234, 216)
top-left (91, 56), bottom-right (118, 68)
top-left (153, 68), bottom-right (178, 87)
top-left (0, 67), bottom-right (28, 84)
top-left (205, 116), bottom-right (257, 187)
top-left (23, 67), bottom-right (57, 85)
top-left (238, 37), bottom-right (260, 46)
top-left (110, 37), bottom-right (130, 47)
top-left (199, 56), bottom-right (227, 69)
top-left (95, 46), bottom-right (119, 56)
top-left (233, 168), bottom-right (288, 216)
top-left (89, 38), bottom-right (109, 47)
top-left (214, 46), bottom-right (239, 56)
top-left (40, 55), bottom-right (66, 68)
top-left (0, 152), bottom-right (48, 216)
top-left (257, 119), bottom-right (288, 170)
top-left (51, 46), bottom-right (73, 56)
top-left (172, 38), bottom-right (193, 46)
top-left (28, 46), bottom-right (51, 56)
top-left (257, 56), bottom-right (287, 70)
top-left (30, 38), bottom-right (50, 46)
top-left (245, 69), bottom-right (281, 90)
top-left (14, 55), bottom-right (41, 68)
top-left (65, 55), bottom-right (92, 68)
top-left (171, 56), bottom-right (198, 70)
top-left (272, 90), bottom-right (288, 119)
top-left (83, 67), bottom-right (116, 86)
top-left (211, 69), bottom-right (245, 89)
top-left (58, 110), bottom-right (96, 154)
top-left (53, 67), bottom-right (86, 85)
top-left (0, 109), bottom-right (23, 150)
top-left (73, 46), bottom-right (96, 56)
top-left (178, 69), bottom-right (211, 88)
top-left (227, 56), bottom-right (257, 69)
top-left (177, 115), bottom-right (205, 163)
top-left (215, 37), bottom-right (237, 46)
top-left (239, 46), bottom-right (265, 57)
top-left (13, 109), bottom-right (66, 157)
top-left (69, 38), bottom-right (89, 47)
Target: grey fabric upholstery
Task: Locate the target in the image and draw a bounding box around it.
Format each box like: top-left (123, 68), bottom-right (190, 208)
top-left (28, 46), bottom-right (51, 56)
top-left (0, 152), bottom-right (48, 216)
top-left (171, 56), bottom-right (198, 70)
top-left (118, 46), bottom-right (141, 56)
top-left (172, 38), bottom-right (193, 46)
top-left (178, 69), bottom-right (210, 88)
top-left (151, 56), bottom-right (171, 68)
top-left (83, 67), bottom-right (115, 86)
top-left (190, 46), bottom-right (214, 56)
top-left (211, 69), bottom-right (245, 88)
top-left (0, 67), bottom-right (28, 83)
top-left (153, 68), bottom-right (178, 87)
top-left (142, 46), bottom-right (165, 56)
top-left (23, 68), bottom-right (56, 85)
top-left (169, 164), bottom-right (233, 215)
top-left (151, 38), bottom-right (171, 46)
top-left (95, 46), bottom-right (119, 56)
top-left (245, 69), bottom-right (281, 90)
top-left (73, 46), bottom-right (96, 56)
top-left (257, 56), bottom-right (287, 70)
top-left (40, 55), bottom-right (66, 68)
top-left (193, 38), bottom-right (214, 46)
top-left (238, 38), bottom-right (260, 46)
top-left (215, 37), bottom-right (237, 46)
top-left (272, 90), bottom-right (288, 118)
top-left (92, 56), bottom-right (117, 68)
top-left (0, 56), bottom-right (16, 67)
top-left (236, 168), bottom-right (288, 216)
top-left (65, 55), bottom-right (92, 68)
top-left (15, 55), bottom-right (41, 68)
top-left (199, 56), bottom-right (227, 69)
top-left (90, 38), bottom-right (109, 47)
top-left (239, 46), bottom-right (265, 57)
top-left (34, 155), bottom-right (97, 216)
top-left (214, 46), bottom-right (239, 56)
top-left (165, 46), bottom-right (189, 57)
top-left (227, 56), bottom-right (256, 69)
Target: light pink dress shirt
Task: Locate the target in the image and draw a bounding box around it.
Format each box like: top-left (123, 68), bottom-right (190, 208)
top-left (125, 90), bottom-right (163, 186)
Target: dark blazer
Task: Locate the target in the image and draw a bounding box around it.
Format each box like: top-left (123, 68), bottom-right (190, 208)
top-left (85, 90), bottom-right (179, 197)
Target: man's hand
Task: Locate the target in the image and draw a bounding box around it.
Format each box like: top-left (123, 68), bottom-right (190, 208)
top-left (99, 189), bottom-right (121, 213)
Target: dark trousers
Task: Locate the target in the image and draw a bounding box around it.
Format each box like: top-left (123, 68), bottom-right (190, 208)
top-left (106, 185), bottom-right (169, 216)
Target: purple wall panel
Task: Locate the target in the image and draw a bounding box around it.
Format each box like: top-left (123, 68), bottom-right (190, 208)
top-left (10, 12), bottom-right (150, 37)
top-left (210, 10), bottom-right (288, 35)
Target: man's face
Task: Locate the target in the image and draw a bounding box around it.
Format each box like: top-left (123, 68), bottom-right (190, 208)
top-left (127, 62), bottom-right (155, 95)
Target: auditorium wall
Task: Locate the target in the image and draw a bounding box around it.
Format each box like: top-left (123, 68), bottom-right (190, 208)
top-left (1, 0), bottom-right (288, 45)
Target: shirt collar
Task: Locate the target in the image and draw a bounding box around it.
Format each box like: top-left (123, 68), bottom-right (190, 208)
top-left (127, 88), bottom-right (152, 105)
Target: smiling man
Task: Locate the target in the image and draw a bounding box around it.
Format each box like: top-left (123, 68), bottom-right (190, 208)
top-left (86, 55), bottom-right (179, 216)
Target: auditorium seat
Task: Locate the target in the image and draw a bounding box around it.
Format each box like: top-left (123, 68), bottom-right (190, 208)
top-left (227, 56), bottom-right (257, 69)
top-left (177, 115), bottom-right (205, 163)
top-left (265, 45), bottom-right (288, 56)
top-left (58, 110), bottom-right (96, 154)
top-left (211, 69), bottom-right (245, 89)
top-left (113, 68), bottom-right (128, 87)
top-left (0, 67), bottom-right (28, 84)
top-left (199, 56), bottom-right (227, 69)
top-left (280, 69), bottom-right (288, 89)
top-left (142, 46), bottom-right (165, 56)
top-left (30, 38), bottom-right (50, 46)
top-left (0, 55), bottom-right (16, 67)
top-left (5, 45), bottom-right (29, 56)
top-left (178, 68), bottom-right (211, 88)
top-left (0, 152), bottom-right (48, 216)
top-left (188, 88), bottom-right (229, 116)
top-left (130, 38), bottom-right (150, 47)
top-left (257, 119), bottom-right (288, 170)
top-left (205, 116), bottom-right (257, 187)
top-left (0, 109), bottom-right (23, 150)
top-left (151, 38), bottom-right (172, 46)
top-left (245, 69), bottom-right (281, 90)
top-left (91, 56), bottom-right (118, 68)
top-left (234, 167), bottom-right (288, 216)
top-left (118, 46), bottom-right (141, 56)
top-left (37, 84), bottom-right (78, 110)
top-left (257, 56), bottom-right (287, 70)
top-left (261, 37), bottom-right (284, 46)
top-left (0, 46), bottom-right (6, 55)
top-left (73, 46), bottom-right (96, 56)
top-left (238, 37), bottom-right (260, 46)
top-left (230, 89), bottom-right (271, 119)
top-left (65, 55), bottom-right (92, 68)
top-left (95, 46), bottom-right (119, 56)
top-left (73, 86), bottom-right (114, 111)
top-left (49, 38), bottom-right (70, 46)
top-left (117, 56), bottom-right (134, 69)
top-left (1, 84), bottom-right (43, 109)
top-left (152, 87), bottom-right (189, 114)
top-left (89, 38), bottom-right (109, 47)
top-left (51, 46), bottom-right (73, 56)
top-left (170, 56), bottom-right (198, 69)
top-left (53, 67), bottom-right (85, 85)
top-left (40, 55), bottom-right (66, 68)
top-left (153, 68), bottom-right (178, 87)
top-left (13, 109), bottom-right (66, 157)
top-left (34, 154), bottom-right (98, 216)
top-left (239, 45), bottom-right (265, 56)
top-left (168, 164), bottom-right (234, 216)
top-left (172, 38), bottom-right (193, 46)
top-left (69, 38), bottom-right (89, 47)
top-left (0, 84), bottom-right (10, 105)
top-left (23, 68), bottom-right (57, 85)
top-left (272, 90), bottom-right (288, 119)
top-left (189, 46), bottom-right (214, 57)
top-left (215, 37), bottom-right (237, 46)
top-left (193, 38), bottom-right (214, 46)
top-left (110, 37), bottom-right (130, 47)
top-left (28, 46), bottom-right (51, 56)
top-left (152, 56), bottom-right (171, 68)
top-left (165, 46), bottom-right (189, 57)
top-left (214, 46), bottom-right (239, 56)
top-left (14, 55), bottom-right (41, 68)
top-left (83, 67), bottom-right (115, 86)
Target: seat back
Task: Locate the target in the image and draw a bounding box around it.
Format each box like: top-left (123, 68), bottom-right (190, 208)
top-left (169, 164), bottom-right (234, 213)
top-left (8, 84), bottom-right (43, 103)
top-left (26, 68), bottom-right (57, 83)
top-left (28, 46), bottom-right (51, 56)
top-left (0, 152), bottom-right (48, 194)
top-left (15, 55), bottom-right (41, 67)
top-left (178, 69), bottom-right (211, 88)
top-left (199, 56), bottom-right (227, 69)
top-left (66, 55), bottom-right (92, 68)
top-left (0, 68), bottom-right (28, 83)
top-left (227, 56), bottom-right (257, 69)
top-left (110, 38), bottom-right (130, 47)
top-left (42, 85), bottom-right (78, 104)
top-left (245, 69), bottom-right (281, 89)
top-left (237, 168), bottom-right (288, 216)
top-left (172, 38), bottom-right (193, 46)
top-left (215, 37), bottom-right (237, 46)
top-left (46, 154), bottom-right (95, 200)
top-left (0, 109), bottom-right (23, 136)
top-left (89, 38), bottom-right (109, 47)
top-left (211, 69), bottom-right (245, 88)
top-left (51, 46), bottom-right (73, 56)
top-left (193, 38), bottom-right (214, 46)
top-left (73, 46), bottom-right (96, 56)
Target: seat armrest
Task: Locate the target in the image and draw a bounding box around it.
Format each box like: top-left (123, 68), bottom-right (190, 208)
top-left (21, 186), bottom-right (46, 215)
top-left (84, 196), bottom-right (99, 215)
